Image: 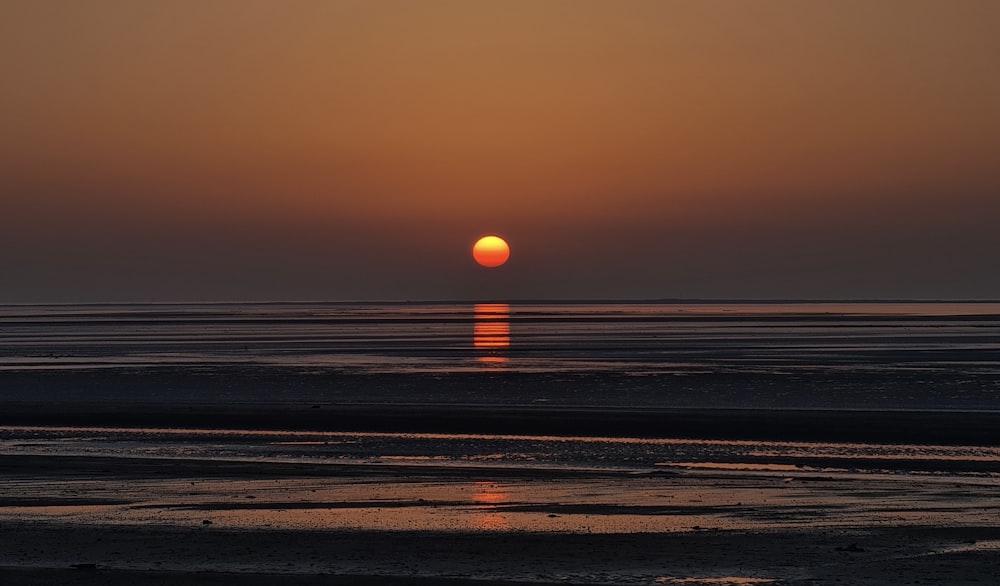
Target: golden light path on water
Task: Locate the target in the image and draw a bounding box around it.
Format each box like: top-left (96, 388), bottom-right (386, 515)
top-left (474, 303), bottom-right (510, 365)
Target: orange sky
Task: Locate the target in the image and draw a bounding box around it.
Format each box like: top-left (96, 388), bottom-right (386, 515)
top-left (2, 1), bottom-right (999, 301)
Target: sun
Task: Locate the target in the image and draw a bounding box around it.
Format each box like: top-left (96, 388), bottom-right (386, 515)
top-left (472, 235), bottom-right (510, 268)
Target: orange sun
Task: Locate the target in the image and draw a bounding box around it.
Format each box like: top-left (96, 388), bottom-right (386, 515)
top-left (472, 235), bottom-right (510, 268)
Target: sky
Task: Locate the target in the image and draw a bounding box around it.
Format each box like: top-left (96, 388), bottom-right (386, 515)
top-left (2, 0), bottom-right (999, 302)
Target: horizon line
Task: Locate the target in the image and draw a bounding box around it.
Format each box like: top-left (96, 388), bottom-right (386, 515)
top-left (3, 298), bottom-right (1000, 307)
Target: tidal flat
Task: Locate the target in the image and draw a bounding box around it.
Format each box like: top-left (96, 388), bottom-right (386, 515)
top-left (2, 302), bottom-right (999, 583)
top-left (2, 415), bottom-right (1000, 585)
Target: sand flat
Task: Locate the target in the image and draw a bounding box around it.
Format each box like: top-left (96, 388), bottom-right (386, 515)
top-left (3, 427), bottom-right (1000, 585)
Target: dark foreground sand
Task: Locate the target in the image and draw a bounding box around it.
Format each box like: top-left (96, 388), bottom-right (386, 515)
top-left (3, 522), bottom-right (999, 585)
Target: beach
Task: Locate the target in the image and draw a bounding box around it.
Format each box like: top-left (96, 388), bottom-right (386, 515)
top-left (2, 302), bottom-right (999, 583)
top-left (2, 421), bottom-right (1000, 585)
top-left (3, 399), bottom-right (1000, 584)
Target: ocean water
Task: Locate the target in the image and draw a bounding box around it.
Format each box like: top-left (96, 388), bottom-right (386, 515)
top-left (2, 301), bottom-right (1000, 409)
top-left (3, 300), bottom-right (1000, 372)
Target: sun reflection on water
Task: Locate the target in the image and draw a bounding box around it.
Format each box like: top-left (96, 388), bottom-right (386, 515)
top-left (474, 304), bottom-right (510, 365)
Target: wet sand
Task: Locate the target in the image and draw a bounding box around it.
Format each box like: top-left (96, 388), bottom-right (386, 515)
top-left (3, 414), bottom-right (1000, 584)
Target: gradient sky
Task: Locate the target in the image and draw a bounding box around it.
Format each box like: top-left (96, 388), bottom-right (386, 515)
top-left (2, 1), bottom-right (999, 302)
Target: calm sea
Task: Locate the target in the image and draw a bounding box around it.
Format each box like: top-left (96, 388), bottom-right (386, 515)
top-left (3, 302), bottom-right (1000, 473)
top-left (2, 301), bottom-right (1000, 409)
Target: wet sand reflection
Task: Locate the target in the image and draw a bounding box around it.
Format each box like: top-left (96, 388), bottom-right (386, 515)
top-left (470, 481), bottom-right (510, 530)
top-left (7, 471), bottom-right (1000, 537)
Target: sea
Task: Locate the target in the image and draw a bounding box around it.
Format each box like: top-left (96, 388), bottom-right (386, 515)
top-left (2, 300), bottom-right (1000, 408)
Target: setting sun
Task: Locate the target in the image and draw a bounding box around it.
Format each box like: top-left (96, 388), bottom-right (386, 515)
top-left (472, 236), bottom-right (510, 268)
